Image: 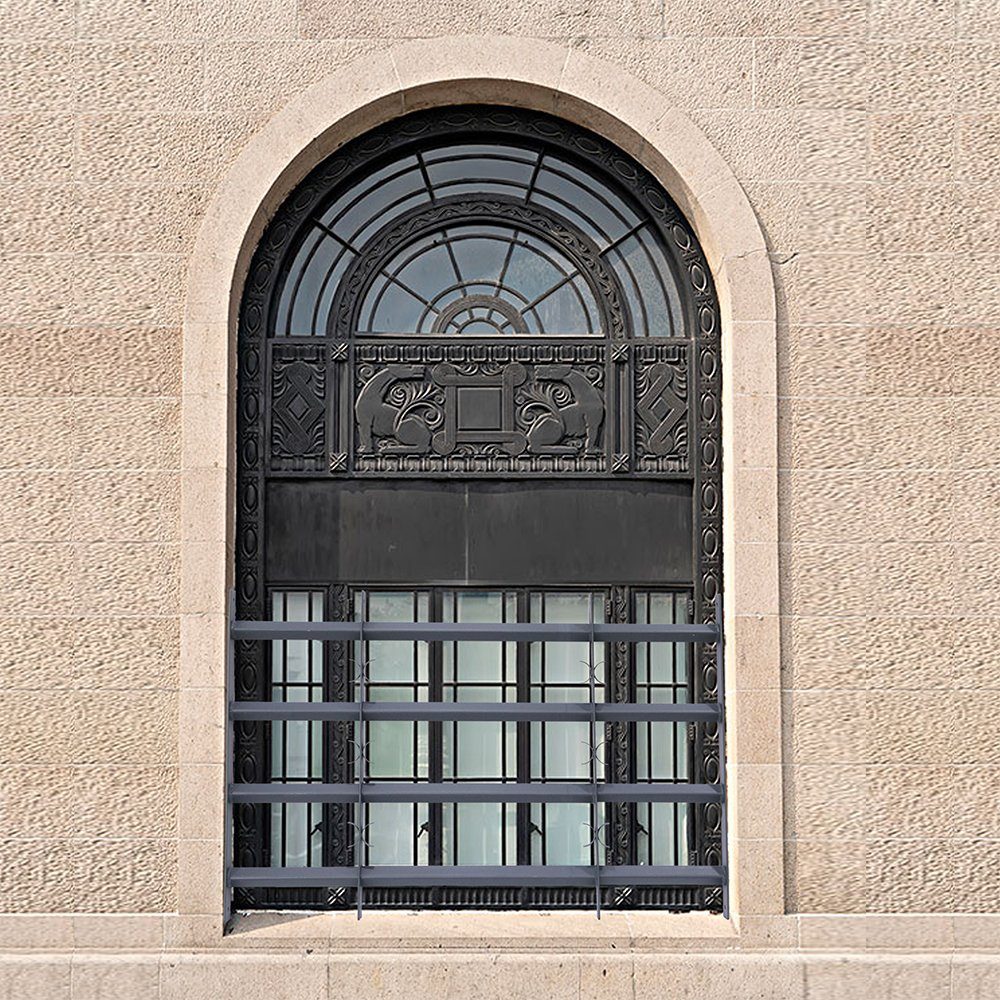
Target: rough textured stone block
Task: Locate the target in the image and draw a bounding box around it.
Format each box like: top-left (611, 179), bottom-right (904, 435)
top-left (76, 43), bottom-right (204, 113)
top-left (754, 40), bottom-right (866, 109)
top-left (785, 764), bottom-right (865, 838)
top-left (784, 690), bottom-right (867, 764)
top-left (73, 542), bottom-right (180, 617)
top-left (870, 0), bottom-right (960, 38)
top-left (573, 38), bottom-right (753, 110)
top-left (76, 186), bottom-right (210, 256)
top-left (868, 764), bottom-right (1000, 839)
top-left (0, 766), bottom-right (76, 838)
top-left (0, 43), bottom-right (76, 114)
top-left (0, 0), bottom-right (75, 40)
top-left (775, 253), bottom-right (867, 325)
top-left (868, 692), bottom-right (1000, 765)
top-left (204, 39), bottom-right (386, 112)
top-left (777, 326), bottom-right (866, 398)
top-left (0, 115), bottom-right (74, 183)
top-left (71, 615), bottom-right (180, 690)
top-left (780, 615), bottom-right (871, 690)
top-left (300, 0), bottom-right (661, 38)
top-left (0, 617), bottom-right (78, 691)
top-left (866, 616), bottom-right (1000, 690)
top-left (867, 253), bottom-right (953, 324)
top-left (68, 328), bottom-right (182, 397)
top-left (78, 765), bottom-right (178, 838)
top-left (868, 838), bottom-right (1000, 912)
top-left (777, 398), bottom-right (866, 471)
top-left (661, 0), bottom-right (866, 37)
top-left (869, 113), bottom-right (954, 182)
top-left (866, 184), bottom-right (957, 253)
top-left (0, 254), bottom-right (73, 325)
top-left (72, 471), bottom-right (180, 543)
top-left (0, 471), bottom-right (74, 542)
top-left (78, 113), bottom-right (263, 185)
top-left (73, 838), bottom-right (177, 912)
top-left (748, 183), bottom-right (866, 255)
top-left (74, 690), bottom-right (178, 764)
top-left (0, 542), bottom-right (77, 615)
top-left (786, 839), bottom-right (866, 912)
top-left (77, 0), bottom-right (200, 40)
top-left (71, 398), bottom-right (180, 471)
top-left (869, 42), bottom-right (955, 111)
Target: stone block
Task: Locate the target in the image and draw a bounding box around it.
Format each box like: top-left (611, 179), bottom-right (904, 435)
top-left (754, 39), bottom-right (866, 109)
top-left (71, 398), bottom-right (181, 471)
top-left (73, 689), bottom-right (178, 764)
top-left (76, 43), bottom-right (203, 113)
top-left (0, 115), bottom-right (74, 183)
top-left (869, 113), bottom-right (954, 182)
top-left (869, 42), bottom-right (956, 110)
top-left (786, 838), bottom-right (866, 912)
top-left (573, 38), bottom-right (754, 110)
top-left (72, 471), bottom-right (180, 543)
top-left (299, 0), bottom-right (661, 37)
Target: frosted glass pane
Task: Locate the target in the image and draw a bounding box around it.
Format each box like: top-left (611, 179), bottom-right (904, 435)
top-left (532, 721), bottom-right (589, 780)
top-left (535, 803), bottom-right (589, 864)
top-left (368, 721), bottom-right (428, 778)
top-left (367, 803), bottom-right (428, 865)
top-left (455, 803), bottom-right (503, 864)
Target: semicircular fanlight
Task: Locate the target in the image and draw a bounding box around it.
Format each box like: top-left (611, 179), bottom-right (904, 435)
top-left (272, 136), bottom-right (687, 340)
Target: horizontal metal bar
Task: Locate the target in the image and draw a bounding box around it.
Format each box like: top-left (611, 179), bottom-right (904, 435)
top-left (231, 620), bottom-right (718, 644)
top-left (229, 701), bottom-right (720, 724)
top-left (229, 781), bottom-right (722, 805)
top-left (228, 864), bottom-right (726, 889)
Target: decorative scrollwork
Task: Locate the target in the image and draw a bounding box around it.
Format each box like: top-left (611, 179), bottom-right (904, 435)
top-left (351, 343), bottom-right (608, 474)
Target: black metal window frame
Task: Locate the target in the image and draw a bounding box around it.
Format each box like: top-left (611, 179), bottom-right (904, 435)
top-left (234, 105), bottom-right (724, 913)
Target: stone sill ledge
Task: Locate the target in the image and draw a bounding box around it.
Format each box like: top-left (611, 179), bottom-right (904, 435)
top-left (227, 909), bottom-right (737, 952)
top-left (2, 913), bottom-right (999, 954)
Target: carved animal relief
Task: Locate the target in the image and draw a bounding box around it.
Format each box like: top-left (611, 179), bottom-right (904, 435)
top-left (268, 339), bottom-right (690, 478)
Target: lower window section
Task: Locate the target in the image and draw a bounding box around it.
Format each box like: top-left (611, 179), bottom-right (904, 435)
top-left (251, 585), bottom-right (700, 911)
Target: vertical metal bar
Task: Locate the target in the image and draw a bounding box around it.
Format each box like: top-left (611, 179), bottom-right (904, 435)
top-left (588, 593), bottom-right (601, 919)
top-left (355, 617), bottom-right (366, 920)
top-left (224, 589), bottom-right (235, 929)
top-left (714, 592), bottom-right (729, 920)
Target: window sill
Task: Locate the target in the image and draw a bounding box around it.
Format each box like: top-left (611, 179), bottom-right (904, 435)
top-left (226, 910), bottom-right (739, 952)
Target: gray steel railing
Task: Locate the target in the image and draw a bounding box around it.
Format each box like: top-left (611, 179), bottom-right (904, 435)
top-left (225, 593), bottom-right (728, 921)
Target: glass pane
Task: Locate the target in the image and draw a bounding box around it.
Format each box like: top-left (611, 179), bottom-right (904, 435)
top-left (440, 591), bottom-right (517, 865)
top-left (367, 802), bottom-right (429, 866)
top-left (531, 802), bottom-right (590, 865)
top-left (356, 592), bottom-right (430, 863)
top-left (268, 590), bottom-right (324, 868)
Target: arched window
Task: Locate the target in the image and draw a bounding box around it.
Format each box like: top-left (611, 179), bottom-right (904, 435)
top-left (234, 107), bottom-right (722, 911)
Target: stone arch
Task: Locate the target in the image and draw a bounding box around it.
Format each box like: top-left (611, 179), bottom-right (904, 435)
top-left (178, 36), bottom-right (780, 934)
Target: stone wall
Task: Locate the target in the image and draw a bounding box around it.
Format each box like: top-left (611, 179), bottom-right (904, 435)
top-left (1, 0), bottom-right (998, 953)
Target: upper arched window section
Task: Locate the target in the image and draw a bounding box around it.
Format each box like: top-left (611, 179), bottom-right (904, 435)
top-left (273, 131), bottom-right (688, 339)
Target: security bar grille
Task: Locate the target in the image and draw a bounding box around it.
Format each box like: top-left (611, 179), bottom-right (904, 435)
top-left (225, 592), bottom-right (728, 921)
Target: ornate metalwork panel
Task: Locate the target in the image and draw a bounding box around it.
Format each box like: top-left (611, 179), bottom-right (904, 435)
top-left (235, 105), bottom-right (723, 911)
top-left (266, 340), bottom-right (693, 478)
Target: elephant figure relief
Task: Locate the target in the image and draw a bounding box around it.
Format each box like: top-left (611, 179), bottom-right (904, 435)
top-left (354, 363), bottom-right (440, 454)
top-left (353, 359), bottom-right (605, 459)
top-left (520, 364), bottom-right (604, 455)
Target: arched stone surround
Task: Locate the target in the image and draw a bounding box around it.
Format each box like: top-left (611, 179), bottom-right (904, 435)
top-left (178, 35), bottom-right (780, 945)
